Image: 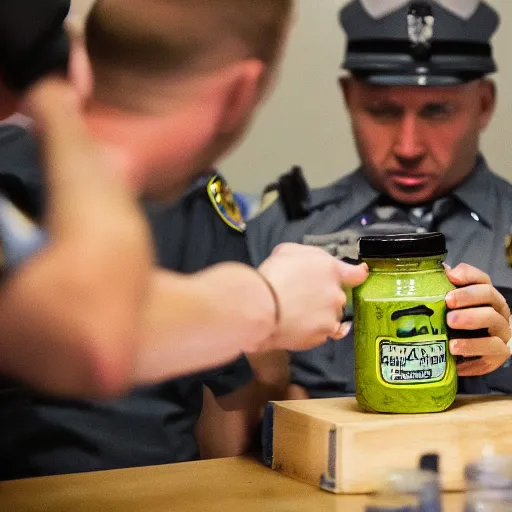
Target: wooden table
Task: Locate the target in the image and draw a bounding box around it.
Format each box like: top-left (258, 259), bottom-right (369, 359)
top-left (0, 457), bottom-right (464, 511)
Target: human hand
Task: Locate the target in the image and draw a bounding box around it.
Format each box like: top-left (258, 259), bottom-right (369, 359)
top-left (26, 78), bottom-right (149, 246)
top-left (445, 263), bottom-right (511, 377)
top-left (258, 243), bottom-right (368, 351)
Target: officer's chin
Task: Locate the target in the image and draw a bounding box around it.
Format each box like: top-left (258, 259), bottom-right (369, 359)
top-left (385, 185), bottom-right (437, 206)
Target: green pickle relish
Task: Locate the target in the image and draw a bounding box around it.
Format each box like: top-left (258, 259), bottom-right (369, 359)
top-left (354, 233), bottom-right (457, 413)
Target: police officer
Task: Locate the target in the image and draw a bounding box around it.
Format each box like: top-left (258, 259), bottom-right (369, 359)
top-left (0, 137), bottom-right (258, 478)
top-left (248, 0), bottom-right (512, 399)
top-left (0, 1), bottom-right (159, 398)
top-left (0, 0), bottom-right (254, 479)
top-left (0, 0), bottom-right (370, 479)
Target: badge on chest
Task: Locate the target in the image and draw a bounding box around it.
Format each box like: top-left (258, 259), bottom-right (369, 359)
top-left (207, 176), bottom-right (246, 233)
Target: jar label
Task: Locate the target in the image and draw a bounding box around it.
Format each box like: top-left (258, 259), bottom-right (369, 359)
top-left (378, 337), bottom-right (448, 384)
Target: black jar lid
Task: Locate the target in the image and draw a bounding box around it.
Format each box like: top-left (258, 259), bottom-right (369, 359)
top-left (359, 233), bottom-right (446, 259)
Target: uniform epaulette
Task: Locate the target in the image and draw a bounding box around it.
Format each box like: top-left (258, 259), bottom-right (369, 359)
top-left (258, 167), bottom-right (357, 220)
top-left (307, 181), bottom-right (353, 210)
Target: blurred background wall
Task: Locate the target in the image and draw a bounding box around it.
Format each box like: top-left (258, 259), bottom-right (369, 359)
top-left (71, 0), bottom-right (512, 194)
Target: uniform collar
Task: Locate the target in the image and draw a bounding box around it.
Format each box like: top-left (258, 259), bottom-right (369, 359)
top-left (143, 171), bottom-right (218, 213)
top-left (343, 168), bottom-right (381, 220)
top-left (310, 167), bottom-right (379, 222)
top-left (318, 156), bottom-right (494, 228)
top-left (451, 154), bottom-right (494, 228)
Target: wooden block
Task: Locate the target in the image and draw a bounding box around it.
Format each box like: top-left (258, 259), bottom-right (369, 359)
top-left (262, 395), bottom-right (512, 494)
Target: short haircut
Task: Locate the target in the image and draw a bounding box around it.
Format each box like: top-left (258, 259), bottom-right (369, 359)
top-left (85, 0), bottom-right (292, 77)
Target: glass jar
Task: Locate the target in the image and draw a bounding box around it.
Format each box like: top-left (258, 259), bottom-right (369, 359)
top-left (366, 468), bottom-right (441, 512)
top-left (464, 455), bottom-right (512, 512)
top-left (354, 233), bottom-right (457, 413)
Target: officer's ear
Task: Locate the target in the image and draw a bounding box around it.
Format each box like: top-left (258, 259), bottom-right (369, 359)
top-left (477, 79), bottom-right (496, 132)
top-left (339, 76), bottom-right (355, 109)
top-left (67, 24), bottom-right (93, 102)
top-left (215, 58), bottom-right (266, 137)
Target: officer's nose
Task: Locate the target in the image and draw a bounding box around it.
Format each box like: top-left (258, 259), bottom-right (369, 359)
top-left (393, 114), bottom-right (425, 165)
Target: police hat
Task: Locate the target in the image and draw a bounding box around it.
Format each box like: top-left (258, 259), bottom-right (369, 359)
top-left (340, 0), bottom-right (499, 86)
top-left (0, 0), bottom-right (70, 92)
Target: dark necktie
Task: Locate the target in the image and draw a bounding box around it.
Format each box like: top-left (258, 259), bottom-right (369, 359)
top-left (368, 196), bottom-right (457, 233)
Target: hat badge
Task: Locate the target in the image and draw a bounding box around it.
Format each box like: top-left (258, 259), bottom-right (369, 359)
top-left (407, 1), bottom-right (435, 59)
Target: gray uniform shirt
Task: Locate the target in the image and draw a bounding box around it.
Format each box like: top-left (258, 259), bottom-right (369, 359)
top-left (247, 156), bottom-right (512, 397)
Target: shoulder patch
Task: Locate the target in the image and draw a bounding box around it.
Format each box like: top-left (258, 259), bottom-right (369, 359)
top-left (207, 176), bottom-right (246, 233)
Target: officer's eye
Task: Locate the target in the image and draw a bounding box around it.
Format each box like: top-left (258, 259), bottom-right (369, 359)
top-left (420, 103), bottom-right (456, 120)
top-left (364, 104), bottom-right (403, 121)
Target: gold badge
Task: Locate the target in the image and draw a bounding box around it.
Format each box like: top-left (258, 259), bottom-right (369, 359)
top-left (207, 176), bottom-right (246, 233)
top-left (506, 234), bottom-right (512, 266)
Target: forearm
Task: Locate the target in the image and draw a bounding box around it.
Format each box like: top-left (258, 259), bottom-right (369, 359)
top-left (0, 228), bottom-right (150, 398)
top-left (0, 251), bottom-right (276, 394)
top-left (245, 351), bottom-right (290, 403)
top-left (286, 384), bottom-right (310, 400)
top-left (197, 354), bottom-right (290, 461)
top-left (0, 79), bottom-right (156, 398)
top-left (197, 383), bottom-right (259, 459)
top-left (135, 264), bottom-right (277, 383)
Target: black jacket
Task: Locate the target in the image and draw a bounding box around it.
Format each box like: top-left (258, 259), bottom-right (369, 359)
top-left (0, 0), bottom-right (70, 91)
top-left (0, 125), bottom-right (254, 479)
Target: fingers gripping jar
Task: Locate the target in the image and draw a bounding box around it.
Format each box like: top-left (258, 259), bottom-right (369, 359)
top-left (354, 233), bottom-right (457, 414)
